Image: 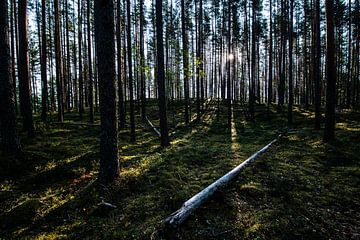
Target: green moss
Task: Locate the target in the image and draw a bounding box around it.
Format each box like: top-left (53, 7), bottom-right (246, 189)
top-left (0, 103), bottom-right (359, 239)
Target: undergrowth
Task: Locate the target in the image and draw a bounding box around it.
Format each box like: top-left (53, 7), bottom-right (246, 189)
top-left (0, 101), bottom-right (359, 239)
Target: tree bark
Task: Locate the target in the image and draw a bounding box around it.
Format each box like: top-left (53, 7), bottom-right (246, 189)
top-left (140, 0), bottom-right (146, 120)
top-left (78, 0), bottom-right (84, 119)
top-left (0, 0), bottom-right (21, 154)
top-left (41, 0), bottom-right (48, 121)
top-left (18, 0), bottom-right (35, 136)
top-left (94, 0), bottom-right (119, 183)
top-left (324, 0), bottom-right (336, 142)
top-left (87, 0), bottom-right (94, 123)
top-left (314, 0), bottom-right (321, 129)
top-left (127, 0), bottom-right (136, 142)
top-left (55, 0), bottom-right (64, 122)
top-left (116, 0), bottom-right (126, 129)
top-left (268, 0), bottom-right (273, 109)
top-left (288, 0), bottom-right (294, 124)
top-left (156, 0), bottom-right (170, 147)
top-left (181, 0), bottom-right (190, 124)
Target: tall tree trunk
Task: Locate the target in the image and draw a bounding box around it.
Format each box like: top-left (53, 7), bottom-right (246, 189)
top-left (94, 0), bottom-right (119, 183)
top-left (278, 0), bottom-right (286, 112)
top-left (10, 0), bottom-right (18, 116)
top-left (41, 0), bottom-right (48, 121)
top-left (268, 0), bottom-right (273, 109)
top-left (0, 0), bottom-right (21, 154)
top-left (324, 0), bottom-right (336, 142)
top-left (227, 0), bottom-right (232, 129)
top-left (250, 0), bottom-right (256, 121)
top-left (78, 0), bottom-right (84, 118)
top-left (117, 0), bottom-right (126, 129)
top-left (196, 0), bottom-right (203, 121)
top-left (87, 0), bottom-right (94, 123)
top-left (127, 0), bottom-right (136, 142)
top-left (181, 0), bottom-right (190, 124)
top-left (55, 0), bottom-right (64, 122)
top-left (140, 0), bottom-right (146, 120)
top-left (288, 0), bottom-right (294, 124)
top-left (66, 0), bottom-right (72, 111)
top-left (346, 0), bottom-right (352, 107)
top-left (314, 0), bottom-right (321, 129)
top-left (18, 0), bottom-right (35, 136)
top-left (156, 0), bottom-right (170, 147)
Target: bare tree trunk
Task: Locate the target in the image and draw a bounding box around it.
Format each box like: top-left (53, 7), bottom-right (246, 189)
top-left (0, 0), bottom-right (21, 154)
top-left (324, 0), bottom-right (336, 142)
top-left (117, 0), bottom-right (126, 129)
top-left (41, 0), bottom-right (48, 121)
top-left (87, 0), bottom-right (94, 123)
top-left (66, 0), bottom-right (72, 111)
top-left (181, 0), bottom-right (190, 124)
top-left (94, 0), bottom-right (119, 183)
top-left (54, 0), bottom-right (64, 122)
top-left (227, 0), bottom-right (232, 129)
top-left (127, 0), bottom-right (136, 142)
top-left (196, 0), bottom-right (202, 121)
top-left (18, 0), bottom-right (35, 136)
top-left (79, 0), bottom-right (84, 119)
top-left (314, 0), bottom-right (321, 129)
top-left (140, 0), bottom-right (146, 120)
top-left (156, 0), bottom-right (170, 147)
top-left (268, 0), bottom-right (273, 109)
top-left (288, 0), bottom-right (294, 124)
top-left (10, 0), bottom-right (18, 116)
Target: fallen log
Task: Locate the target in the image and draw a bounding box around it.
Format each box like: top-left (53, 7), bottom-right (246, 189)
top-left (164, 135), bottom-right (281, 228)
top-left (145, 115), bottom-right (161, 137)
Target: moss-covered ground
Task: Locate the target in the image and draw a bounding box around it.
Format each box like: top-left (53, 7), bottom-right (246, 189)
top-left (0, 100), bottom-right (359, 239)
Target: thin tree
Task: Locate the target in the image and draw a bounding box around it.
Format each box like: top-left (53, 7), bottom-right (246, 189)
top-left (87, 0), bottom-right (94, 123)
top-left (10, 0), bottom-right (18, 115)
top-left (94, 0), bottom-right (119, 183)
top-left (18, 0), bottom-right (35, 136)
top-left (117, 0), bottom-right (126, 129)
top-left (65, 0), bottom-right (71, 111)
top-left (196, 0), bottom-right (203, 121)
top-left (267, 0), bottom-right (273, 109)
top-left (0, 0), bottom-right (21, 154)
top-left (288, 0), bottom-right (294, 124)
top-left (227, 0), bottom-right (232, 129)
top-left (156, 0), bottom-right (170, 146)
top-left (346, 0), bottom-right (352, 107)
top-left (324, 0), bottom-right (336, 142)
top-left (78, 0), bottom-right (84, 119)
top-left (127, 0), bottom-right (136, 142)
top-left (140, 0), bottom-right (146, 120)
top-left (181, 0), bottom-right (190, 124)
top-left (54, 0), bottom-right (64, 122)
top-left (250, 0), bottom-right (257, 121)
top-left (314, 0), bottom-right (321, 129)
top-left (41, 0), bottom-right (48, 121)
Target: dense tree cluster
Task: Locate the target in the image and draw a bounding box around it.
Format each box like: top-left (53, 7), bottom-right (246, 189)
top-left (1, 0), bottom-right (359, 180)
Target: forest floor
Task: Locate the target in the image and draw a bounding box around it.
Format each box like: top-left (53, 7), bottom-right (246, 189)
top-left (0, 100), bottom-right (359, 240)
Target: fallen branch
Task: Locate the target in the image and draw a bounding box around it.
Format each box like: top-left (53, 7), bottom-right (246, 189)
top-left (164, 135), bottom-right (281, 228)
top-left (145, 115), bottom-right (161, 137)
